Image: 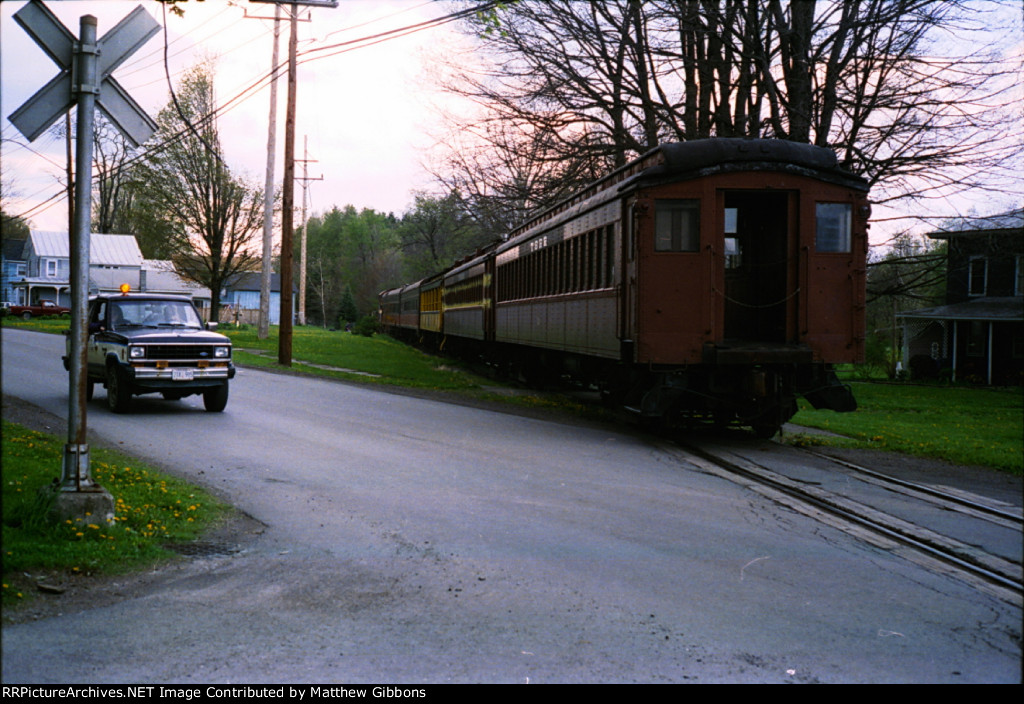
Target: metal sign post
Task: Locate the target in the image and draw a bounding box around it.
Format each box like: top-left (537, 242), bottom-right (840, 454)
top-left (8, 2), bottom-right (158, 520)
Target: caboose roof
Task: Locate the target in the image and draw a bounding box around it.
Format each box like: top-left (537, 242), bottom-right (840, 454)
top-left (503, 138), bottom-right (867, 245)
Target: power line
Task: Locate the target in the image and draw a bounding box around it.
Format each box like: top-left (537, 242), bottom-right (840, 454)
top-left (9, 0), bottom-right (499, 223)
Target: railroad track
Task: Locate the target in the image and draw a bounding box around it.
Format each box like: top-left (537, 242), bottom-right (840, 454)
top-left (671, 439), bottom-right (1023, 607)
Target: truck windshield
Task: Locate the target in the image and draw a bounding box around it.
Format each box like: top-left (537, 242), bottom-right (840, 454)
top-left (110, 300), bottom-right (203, 329)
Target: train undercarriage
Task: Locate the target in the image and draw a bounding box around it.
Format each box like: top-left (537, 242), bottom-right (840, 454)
top-left (422, 332), bottom-right (855, 438)
top-left (612, 362), bottom-right (855, 438)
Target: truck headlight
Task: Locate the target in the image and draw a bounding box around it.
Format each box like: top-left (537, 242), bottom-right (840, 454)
top-left (129, 346), bottom-right (145, 359)
top-left (214, 346), bottom-right (230, 358)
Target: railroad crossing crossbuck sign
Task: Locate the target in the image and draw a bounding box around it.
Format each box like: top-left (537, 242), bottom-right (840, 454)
top-left (8, 1), bottom-right (160, 505)
top-left (8, 2), bottom-right (159, 146)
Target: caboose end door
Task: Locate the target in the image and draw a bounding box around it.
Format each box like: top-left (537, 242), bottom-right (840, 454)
top-left (719, 190), bottom-right (796, 344)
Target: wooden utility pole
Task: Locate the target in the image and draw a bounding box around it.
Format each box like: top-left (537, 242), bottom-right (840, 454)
top-left (258, 3), bottom-right (281, 340)
top-left (278, 5), bottom-right (298, 365)
top-left (247, 0), bottom-right (336, 361)
top-left (295, 135), bottom-right (322, 326)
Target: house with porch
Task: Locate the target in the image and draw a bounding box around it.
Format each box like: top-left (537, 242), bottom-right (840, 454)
top-left (9, 230), bottom-right (209, 306)
top-left (898, 209), bottom-right (1023, 385)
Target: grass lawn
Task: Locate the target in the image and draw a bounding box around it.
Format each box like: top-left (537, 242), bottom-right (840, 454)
top-left (789, 382), bottom-right (1023, 474)
top-left (224, 324), bottom-right (485, 390)
top-left (1, 420), bottom-right (229, 607)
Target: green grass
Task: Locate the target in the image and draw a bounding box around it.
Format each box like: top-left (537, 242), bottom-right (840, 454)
top-left (789, 382), bottom-right (1023, 474)
top-left (1, 420), bottom-right (229, 607)
top-left (224, 324), bottom-right (486, 390)
top-left (0, 316), bottom-right (72, 334)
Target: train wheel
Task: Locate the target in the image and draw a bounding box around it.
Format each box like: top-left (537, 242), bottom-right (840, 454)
top-left (752, 421), bottom-right (781, 439)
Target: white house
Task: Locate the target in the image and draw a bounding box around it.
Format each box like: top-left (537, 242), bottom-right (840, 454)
top-left (13, 230), bottom-right (207, 305)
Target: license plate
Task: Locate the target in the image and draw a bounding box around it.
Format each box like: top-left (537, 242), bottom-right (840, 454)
top-left (172, 369), bottom-right (194, 381)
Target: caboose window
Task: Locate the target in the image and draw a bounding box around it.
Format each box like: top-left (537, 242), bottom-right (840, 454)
top-left (655, 200), bottom-right (700, 252)
top-left (815, 203), bottom-right (852, 252)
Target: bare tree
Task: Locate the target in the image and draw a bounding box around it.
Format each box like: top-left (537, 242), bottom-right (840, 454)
top-left (91, 115), bottom-right (138, 234)
top-left (865, 232), bottom-right (947, 376)
top-left (1, 173), bottom-right (30, 241)
top-left (430, 119), bottom-right (613, 239)
top-left (136, 64), bottom-right (263, 319)
top-left (435, 0), bottom-right (1022, 231)
top-left (48, 113), bottom-right (140, 236)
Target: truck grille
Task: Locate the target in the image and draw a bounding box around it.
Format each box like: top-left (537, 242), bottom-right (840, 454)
top-left (142, 345), bottom-right (220, 360)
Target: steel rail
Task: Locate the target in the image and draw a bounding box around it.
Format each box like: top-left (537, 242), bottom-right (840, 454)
top-left (679, 442), bottom-right (1023, 601)
top-left (797, 447), bottom-right (1023, 525)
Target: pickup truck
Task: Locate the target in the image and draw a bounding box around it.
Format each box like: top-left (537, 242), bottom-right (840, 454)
top-left (62, 292), bottom-right (235, 413)
top-left (6, 300), bottom-right (71, 319)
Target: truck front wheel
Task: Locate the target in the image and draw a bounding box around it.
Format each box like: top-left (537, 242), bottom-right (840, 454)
top-left (203, 382), bottom-right (229, 412)
top-left (106, 365), bottom-right (132, 413)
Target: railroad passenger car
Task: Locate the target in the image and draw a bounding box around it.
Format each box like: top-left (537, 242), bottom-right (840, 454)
top-left (381, 138), bottom-right (870, 436)
top-left (380, 281), bottom-right (422, 337)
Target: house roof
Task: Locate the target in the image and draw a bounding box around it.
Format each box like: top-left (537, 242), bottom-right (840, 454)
top-left (927, 208), bottom-right (1024, 239)
top-left (141, 259), bottom-right (211, 298)
top-left (224, 271), bottom-right (291, 293)
top-left (29, 230), bottom-right (143, 266)
top-left (898, 297), bottom-right (1023, 323)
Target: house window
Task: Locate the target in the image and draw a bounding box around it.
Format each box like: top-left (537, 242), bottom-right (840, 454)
top-left (815, 203), bottom-right (852, 253)
top-left (45, 260), bottom-right (57, 277)
top-left (655, 199), bottom-right (700, 252)
top-left (968, 257), bottom-right (987, 297)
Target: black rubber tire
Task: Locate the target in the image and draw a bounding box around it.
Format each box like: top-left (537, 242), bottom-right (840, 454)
top-left (203, 382), bottom-right (229, 412)
top-left (106, 365), bottom-right (132, 413)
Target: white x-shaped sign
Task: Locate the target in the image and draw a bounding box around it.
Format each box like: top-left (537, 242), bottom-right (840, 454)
top-left (8, 2), bottom-right (159, 146)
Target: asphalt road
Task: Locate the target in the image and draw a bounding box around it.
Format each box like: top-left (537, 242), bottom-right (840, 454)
top-left (2, 328), bottom-right (1020, 683)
